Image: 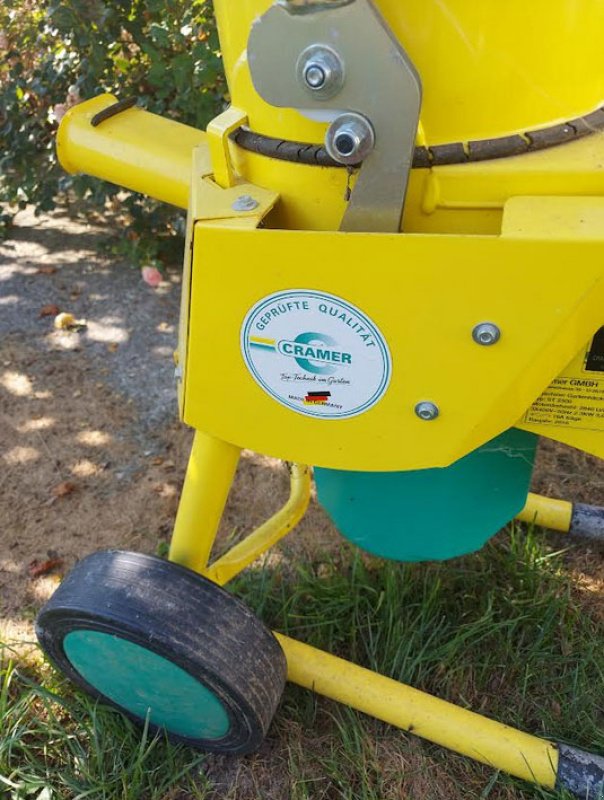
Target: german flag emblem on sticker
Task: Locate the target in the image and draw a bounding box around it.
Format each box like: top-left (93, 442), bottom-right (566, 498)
top-left (304, 391), bottom-right (331, 405)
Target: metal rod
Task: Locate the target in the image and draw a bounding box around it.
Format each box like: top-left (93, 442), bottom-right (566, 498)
top-left (169, 431), bottom-right (241, 573)
top-left (276, 633), bottom-right (558, 788)
top-left (206, 464), bottom-right (311, 585)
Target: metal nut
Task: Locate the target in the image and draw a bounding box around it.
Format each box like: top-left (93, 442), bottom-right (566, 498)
top-left (415, 401), bottom-right (439, 421)
top-left (472, 322), bottom-right (501, 346)
top-left (231, 194), bottom-right (259, 212)
top-left (325, 112), bottom-right (375, 165)
top-left (297, 45), bottom-right (344, 99)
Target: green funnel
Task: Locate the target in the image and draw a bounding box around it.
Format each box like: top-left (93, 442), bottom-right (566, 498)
top-left (314, 428), bottom-right (537, 562)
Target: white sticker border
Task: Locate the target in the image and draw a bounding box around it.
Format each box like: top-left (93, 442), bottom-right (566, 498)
top-left (240, 289), bottom-right (392, 420)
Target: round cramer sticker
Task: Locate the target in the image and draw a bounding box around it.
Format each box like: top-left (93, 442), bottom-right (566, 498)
top-left (241, 290), bottom-right (391, 419)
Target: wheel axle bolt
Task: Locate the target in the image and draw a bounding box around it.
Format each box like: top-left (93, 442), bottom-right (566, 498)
top-left (415, 401), bottom-right (439, 421)
top-left (472, 322), bottom-right (501, 346)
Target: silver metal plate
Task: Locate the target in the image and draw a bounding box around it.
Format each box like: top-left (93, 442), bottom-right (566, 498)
top-left (247, 0), bottom-right (422, 232)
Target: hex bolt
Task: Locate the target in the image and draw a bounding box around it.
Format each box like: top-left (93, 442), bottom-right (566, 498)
top-left (415, 401), bottom-right (440, 421)
top-left (472, 322), bottom-right (501, 346)
top-left (232, 194), bottom-right (259, 212)
top-left (297, 45), bottom-right (344, 99)
top-left (303, 63), bottom-right (327, 90)
top-left (325, 112), bottom-right (376, 165)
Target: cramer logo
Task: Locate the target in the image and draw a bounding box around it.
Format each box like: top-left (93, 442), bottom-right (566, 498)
top-left (241, 289), bottom-right (391, 420)
top-left (249, 331), bottom-right (351, 376)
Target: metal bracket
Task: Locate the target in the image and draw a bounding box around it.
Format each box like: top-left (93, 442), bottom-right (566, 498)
top-left (247, 0), bottom-right (421, 232)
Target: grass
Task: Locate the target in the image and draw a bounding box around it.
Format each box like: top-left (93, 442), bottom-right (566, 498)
top-left (1, 523), bottom-right (603, 800)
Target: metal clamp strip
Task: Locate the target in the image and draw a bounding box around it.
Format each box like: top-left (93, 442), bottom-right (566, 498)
top-left (231, 105), bottom-right (604, 168)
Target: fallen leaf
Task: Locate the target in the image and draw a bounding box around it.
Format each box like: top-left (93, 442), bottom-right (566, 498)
top-left (141, 266), bottom-right (163, 288)
top-left (37, 266), bottom-right (57, 275)
top-left (28, 558), bottom-right (64, 578)
top-left (52, 480), bottom-right (77, 498)
top-left (107, 342), bottom-right (119, 353)
top-left (151, 481), bottom-right (177, 498)
top-left (54, 312), bottom-right (87, 331)
top-left (151, 456), bottom-right (164, 465)
top-left (40, 304), bottom-right (60, 318)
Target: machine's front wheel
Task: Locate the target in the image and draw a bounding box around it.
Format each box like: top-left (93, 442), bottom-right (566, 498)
top-left (36, 550), bottom-right (286, 754)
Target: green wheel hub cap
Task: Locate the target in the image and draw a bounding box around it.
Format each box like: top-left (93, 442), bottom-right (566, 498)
top-left (64, 630), bottom-right (230, 739)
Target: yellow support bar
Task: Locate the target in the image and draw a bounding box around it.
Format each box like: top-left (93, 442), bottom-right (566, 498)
top-left (276, 633), bottom-right (559, 789)
top-left (169, 431), bottom-right (241, 573)
top-left (57, 94), bottom-right (208, 209)
top-left (206, 106), bottom-right (248, 189)
top-left (516, 492), bottom-right (573, 532)
top-left (206, 463), bottom-right (311, 586)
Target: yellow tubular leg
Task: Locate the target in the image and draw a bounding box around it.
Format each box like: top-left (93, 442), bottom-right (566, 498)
top-left (205, 464), bottom-right (311, 586)
top-left (276, 633), bottom-right (558, 789)
top-left (516, 492), bottom-right (573, 532)
top-left (169, 431), bottom-right (241, 573)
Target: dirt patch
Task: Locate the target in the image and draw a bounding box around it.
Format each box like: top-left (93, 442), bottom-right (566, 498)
top-left (0, 209), bottom-right (339, 643)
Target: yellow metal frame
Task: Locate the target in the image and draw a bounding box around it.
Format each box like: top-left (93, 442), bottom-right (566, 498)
top-left (168, 429), bottom-right (311, 580)
top-left (167, 437), bottom-right (565, 791)
top-left (517, 492), bottom-right (573, 533)
top-left (55, 80), bottom-right (604, 794)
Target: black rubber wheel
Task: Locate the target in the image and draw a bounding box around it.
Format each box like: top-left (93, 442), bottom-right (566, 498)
top-left (36, 550), bottom-right (286, 754)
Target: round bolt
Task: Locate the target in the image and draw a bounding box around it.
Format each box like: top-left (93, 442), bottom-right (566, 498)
top-left (325, 112), bottom-right (375, 165)
top-left (303, 63), bottom-right (327, 90)
top-left (232, 194), bottom-right (259, 212)
top-left (472, 322), bottom-right (501, 346)
top-left (334, 132), bottom-right (355, 156)
top-left (415, 401), bottom-right (440, 421)
top-left (297, 45), bottom-right (344, 99)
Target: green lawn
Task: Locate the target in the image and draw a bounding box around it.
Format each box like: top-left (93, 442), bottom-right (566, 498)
top-left (1, 524), bottom-right (602, 799)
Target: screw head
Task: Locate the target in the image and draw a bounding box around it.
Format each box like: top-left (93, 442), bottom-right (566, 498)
top-left (325, 112), bottom-right (375, 165)
top-left (303, 63), bottom-right (327, 90)
top-left (472, 322), bottom-right (501, 346)
top-left (415, 401), bottom-right (439, 421)
top-left (232, 194), bottom-right (259, 212)
top-left (297, 45), bottom-right (344, 99)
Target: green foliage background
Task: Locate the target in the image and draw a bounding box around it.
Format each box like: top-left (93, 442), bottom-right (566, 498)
top-left (0, 0), bottom-right (225, 266)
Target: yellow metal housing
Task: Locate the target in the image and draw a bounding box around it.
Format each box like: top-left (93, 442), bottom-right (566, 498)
top-left (181, 197), bottom-right (604, 470)
top-left (214, 0), bottom-right (604, 145)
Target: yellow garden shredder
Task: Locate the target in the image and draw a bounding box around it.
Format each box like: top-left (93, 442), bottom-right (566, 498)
top-left (36, 0), bottom-right (604, 795)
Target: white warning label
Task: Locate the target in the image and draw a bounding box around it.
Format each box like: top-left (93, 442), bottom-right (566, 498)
top-left (524, 376), bottom-right (604, 432)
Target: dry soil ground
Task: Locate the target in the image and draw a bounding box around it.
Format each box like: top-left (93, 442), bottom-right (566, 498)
top-left (0, 208), bottom-right (337, 645)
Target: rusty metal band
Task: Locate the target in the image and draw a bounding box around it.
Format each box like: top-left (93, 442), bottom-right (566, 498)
top-left (91, 97), bottom-right (138, 127)
top-left (231, 106), bottom-right (604, 168)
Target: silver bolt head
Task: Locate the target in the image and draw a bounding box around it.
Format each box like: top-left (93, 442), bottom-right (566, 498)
top-left (232, 194), bottom-right (259, 212)
top-left (472, 322), bottom-right (501, 346)
top-left (325, 112), bottom-right (375, 165)
top-left (297, 45), bottom-right (344, 99)
top-left (303, 63), bottom-right (327, 90)
top-left (415, 401), bottom-right (439, 421)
